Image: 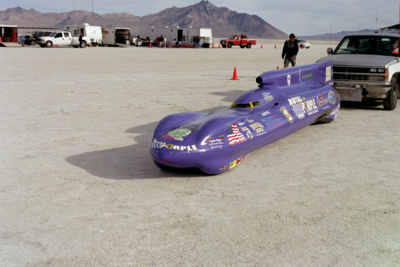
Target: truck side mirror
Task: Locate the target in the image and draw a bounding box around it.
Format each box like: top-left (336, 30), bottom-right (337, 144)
top-left (327, 48), bottom-right (333, 54)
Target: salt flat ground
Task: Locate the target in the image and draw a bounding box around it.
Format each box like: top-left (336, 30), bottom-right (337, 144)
top-left (1, 41), bottom-right (399, 266)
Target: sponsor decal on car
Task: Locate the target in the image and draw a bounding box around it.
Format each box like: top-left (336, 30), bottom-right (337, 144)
top-left (164, 127), bottom-right (194, 141)
top-left (260, 115), bottom-right (286, 130)
top-left (328, 91), bottom-right (336, 104)
top-left (229, 155), bottom-right (248, 169)
top-left (262, 92), bottom-right (274, 102)
top-left (150, 139), bottom-right (198, 151)
top-left (227, 123), bottom-right (247, 146)
top-left (288, 96), bottom-right (319, 118)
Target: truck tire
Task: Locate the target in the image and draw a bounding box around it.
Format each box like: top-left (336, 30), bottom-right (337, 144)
top-left (240, 45), bottom-right (245, 48)
top-left (227, 43), bottom-right (233, 48)
top-left (247, 43), bottom-right (252, 48)
top-left (383, 78), bottom-right (398, 110)
top-left (81, 41), bottom-right (87, 48)
top-left (45, 41), bottom-right (53, 48)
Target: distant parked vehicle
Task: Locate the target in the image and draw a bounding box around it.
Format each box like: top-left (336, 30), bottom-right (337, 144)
top-left (220, 34), bottom-right (256, 48)
top-left (130, 36), bottom-right (142, 46)
top-left (37, 31), bottom-right (90, 48)
top-left (64, 23), bottom-right (102, 46)
top-left (102, 27), bottom-right (131, 47)
top-left (298, 39), bottom-right (311, 49)
top-left (22, 31), bottom-right (52, 46)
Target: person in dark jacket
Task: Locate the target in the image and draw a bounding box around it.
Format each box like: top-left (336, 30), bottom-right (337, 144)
top-left (281, 33), bottom-right (299, 68)
top-left (79, 33), bottom-right (83, 48)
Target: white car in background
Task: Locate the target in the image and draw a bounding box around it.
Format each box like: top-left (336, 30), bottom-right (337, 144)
top-left (298, 39), bottom-right (311, 49)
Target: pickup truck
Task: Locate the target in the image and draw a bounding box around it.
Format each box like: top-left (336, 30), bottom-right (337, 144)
top-left (317, 32), bottom-right (400, 110)
top-left (37, 31), bottom-right (90, 48)
top-left (220, 34), bottom-right (256, 48)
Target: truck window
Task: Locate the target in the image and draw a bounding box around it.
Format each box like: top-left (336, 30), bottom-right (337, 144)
top-left (55, 33), bottom-right (62, 38)
top-left (64, 32), bottom-right (70, 38)
top-left (335, 36), bottom-right (399, 56)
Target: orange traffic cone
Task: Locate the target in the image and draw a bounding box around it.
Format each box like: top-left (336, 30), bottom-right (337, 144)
top-left (218, 43), bottom-right (221, 48)
top-left (0, 35), bottom-right (2, 42)
top-left (149, 42), bottom-right (152, 48)
top-left (277, 66), bottom-right (280, 69)
top-left (212, 43), bottom-right (215, 48)
top-left (274, 44), bottom-right (277, 49)
top-left (231, 67), bottom-right (239, 80)
top-left (261, 44), bottom-right (263, 49)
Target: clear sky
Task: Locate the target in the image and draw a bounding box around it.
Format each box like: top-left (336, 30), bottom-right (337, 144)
top-left (1, 0), bottom-right (399, 36)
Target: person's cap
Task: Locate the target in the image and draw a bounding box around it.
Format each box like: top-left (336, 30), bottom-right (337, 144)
top-left (289, 33), bottom-right (296, 38)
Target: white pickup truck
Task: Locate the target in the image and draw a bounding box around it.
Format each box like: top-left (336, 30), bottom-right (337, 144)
top-left (317, 32), bottom-right (400, 110)
top-left (37, 31), bottom-right (90, 48)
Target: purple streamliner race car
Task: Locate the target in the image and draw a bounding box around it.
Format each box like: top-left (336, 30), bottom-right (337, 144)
top-left (149, 61), bottom-right (340, 174)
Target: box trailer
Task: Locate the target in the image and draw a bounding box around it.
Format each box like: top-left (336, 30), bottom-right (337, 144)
top-left (0, 25), bottom-right (21, 47)
top-left (139, 26), bottom-right (213, 48)
top-left (102, 27), bottom-right (130, 47)
top-left (64, 23), bottom-right (102, 46)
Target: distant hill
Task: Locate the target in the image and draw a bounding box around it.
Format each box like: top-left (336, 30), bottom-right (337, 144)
top-left (301, 29), bottom-right (378, 41)
top-left (0, 1), bottom-right (287, 38)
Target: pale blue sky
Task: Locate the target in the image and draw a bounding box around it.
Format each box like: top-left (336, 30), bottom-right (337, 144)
top-left (0, 0), bottom-right (398, 35)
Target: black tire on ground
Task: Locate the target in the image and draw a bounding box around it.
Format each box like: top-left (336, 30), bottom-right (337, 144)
top-left (383, 78), bottom-right (398, 110)
top-left (81, 41), bottom-right (87, 48)
top-left (45, 41), bottom-right (52, 48)
top-left (227, 43), bottom-right (233, 48)
top-left (247, 43), bottom-right (252, 48)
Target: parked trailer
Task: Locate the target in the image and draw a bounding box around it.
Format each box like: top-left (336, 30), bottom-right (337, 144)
top-left (0, 25), bottom-right (21, 47)
top-left (139, 26), bottom-right (213, 48)
top-left (64, 23), bottom-right (102, 46)
top-left (102, 27), bottom-right (130, 47)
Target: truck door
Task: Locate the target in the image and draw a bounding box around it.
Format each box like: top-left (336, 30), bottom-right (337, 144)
top-left (53, 32), bottom-right (70, 46)
top-left (178, 29), bottom-right (183, 42)
top-left (63, 32), bottom-right (72, 46)
top-left (52, 32), bottom-right (63, 45)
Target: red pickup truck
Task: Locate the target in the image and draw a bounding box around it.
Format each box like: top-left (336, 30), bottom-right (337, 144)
top-left (220, 34), bottom-right (257, 48)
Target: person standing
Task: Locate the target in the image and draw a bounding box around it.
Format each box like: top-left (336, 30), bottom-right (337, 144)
top-left (281, 33), bottom-right (299, 68)
top-left (79, 33), bottom-right (83, 48)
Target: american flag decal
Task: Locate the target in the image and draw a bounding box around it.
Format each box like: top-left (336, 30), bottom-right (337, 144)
top-left (227, 123), bottom-right (247, 146)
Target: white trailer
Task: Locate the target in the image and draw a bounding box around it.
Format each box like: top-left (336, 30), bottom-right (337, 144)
top-left (139, 26), bottom-right (213, 48)
top-left (101, 27), bottom-right (130, 47)
top-left (64, 23), bottom-right (102, 46)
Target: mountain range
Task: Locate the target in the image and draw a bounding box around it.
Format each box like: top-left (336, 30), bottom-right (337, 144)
top-left (0, 1), bottom-right (379, 40)
top-left (0, 1), bottom-right (287, 39)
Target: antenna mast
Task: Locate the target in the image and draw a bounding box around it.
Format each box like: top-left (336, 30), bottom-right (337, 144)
top-left (73, 0), bottom-right (75, 25)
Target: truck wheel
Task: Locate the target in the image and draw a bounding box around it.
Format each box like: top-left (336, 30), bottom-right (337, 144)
top-left (45, 41), bottom-right (53, 48)
top-left (81, 41), bottom-right (87, 48)
top-left (227, 43), bottom-right (233, 48)
top-left (247, 43), bottom-right (252, 48)
top-left (383, 78), bottom-right (398, 110)
top-left (31, 40), bottom-right (36, 46)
